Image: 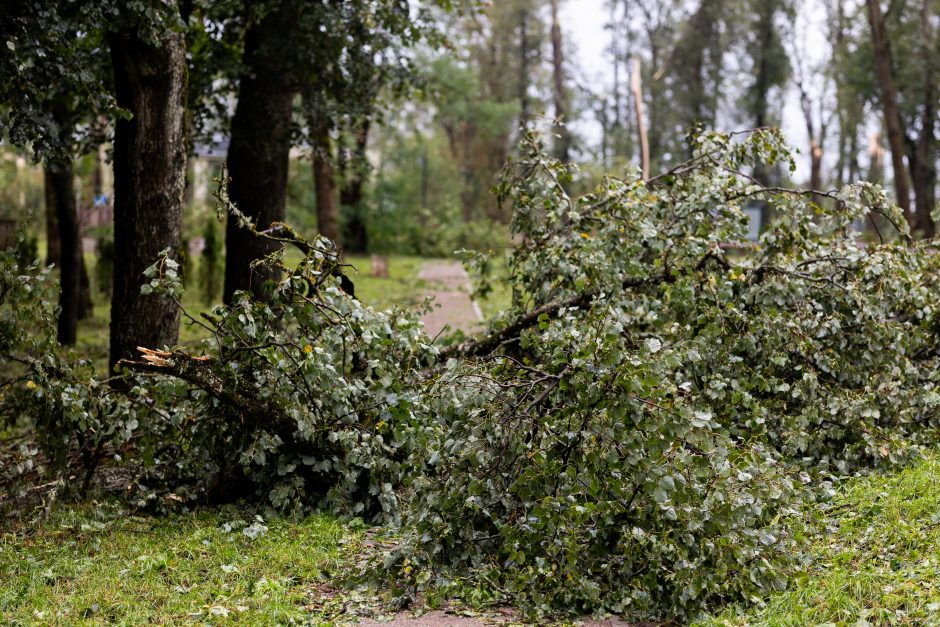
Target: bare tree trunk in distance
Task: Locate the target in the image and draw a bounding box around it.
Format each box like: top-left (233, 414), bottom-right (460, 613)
top-left (909, 0), bottom-right (936, 237)
top-left (865, 0), bottom-right (912, 217)
top-left (340, 119), bottom-right (370, 254)
top-left (631, 58), bottom-right (650, 181)
top-left (518, 6), bottom-right (531, 128)
top-left (550, 0), bottom-right (571, 163)
top-left (44, 174), bottom-right (60, 268)
top-left (108, 18), bottom-right (186, 373)
top-left (44, 161), bottom-right (79, 345)
top-left (313, 116), bottom-right (341, 248)
top-left (223, 1), bottom-right (296, 303)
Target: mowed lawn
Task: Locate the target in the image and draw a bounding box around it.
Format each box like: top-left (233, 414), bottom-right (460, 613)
top-left (4, 453), bottom-right (940, 624)
top-left (703, 452), bottom-right (940, 626)
top-left (0, 504), bottom-right (364, 625)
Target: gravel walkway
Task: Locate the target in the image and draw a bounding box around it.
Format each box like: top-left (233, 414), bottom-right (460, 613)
top-left (418, 260), bottom-right (484, 339)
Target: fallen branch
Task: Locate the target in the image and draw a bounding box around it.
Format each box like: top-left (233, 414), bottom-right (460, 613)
top-left (440, 292), bottom-right (593, 360)
top-left (118, 348), bottom-right (299, 446)
top-left (440, 275), bottom-right (663, 360)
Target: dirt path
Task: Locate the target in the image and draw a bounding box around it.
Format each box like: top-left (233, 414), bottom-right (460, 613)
top-left (419, 260), bottom-right (484, 339)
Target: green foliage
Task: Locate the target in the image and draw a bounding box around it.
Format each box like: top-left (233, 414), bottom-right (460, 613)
top-left (119, 182), bottom-right (437, 520)
top-left (8, 129), bottom-right (940, 622)
top-left (383, 129), bottom-right (940, 620)
top-left (0, 245), bottom-right (133, 484)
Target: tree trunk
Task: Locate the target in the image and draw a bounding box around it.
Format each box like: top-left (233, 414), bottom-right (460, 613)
top-left (108, 21), bottom-right (186, 372)
top-left (223, 1), bottom-right (296, 303)
top-left (517, 6), bottom-right (531, 128)
top-left (312, 115), bottom-right (341, 248)
top-left (910, 0), bottom-right (936, 237)
top-left (549, 0), bottom-right (571, 163)
top-left (631, 59), bottom-right (650, 181)
top-left (44, 176), bottom-right (60, 268)
top-left (809, 139), bottom-right (823, 192)
top-left (340, 119), bottom-right (370, 254)
top-left (78, 255), bottom-right (92, 320)
top-left (44, 161), bottom-right (79, 345)
top-left (865, 0), bottom-right (912, 216)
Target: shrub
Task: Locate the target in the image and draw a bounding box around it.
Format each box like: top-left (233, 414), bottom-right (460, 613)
top-left (0, 245), bottom-right (136, 494)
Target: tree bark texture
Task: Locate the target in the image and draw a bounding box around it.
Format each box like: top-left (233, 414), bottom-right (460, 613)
top-left (313, 116), bottom-right (341, 248)
top-left (44, 176), bottom-right (60, 268)
top-left (44, 161), bottom-right (79, 345)
top-left (340, 119), bottom-right (370, 254)
top-left (550, 0), bottom-right (571, 163)
top-left (908, 0), bottom-right (936, 237)
top-left (78, 255), bottom-right (92, 320)
top-left (108, 23), bottom-right (186, 372)
top-left (866, 0), bottom-right (913, 217)
top-left (631, 59), bottom-right (650, 181)
top-left (223, 0), bottom-right (297, 303)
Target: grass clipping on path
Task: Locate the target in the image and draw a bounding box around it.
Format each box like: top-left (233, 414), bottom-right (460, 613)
top-left (0, 506), bottom-right (361, 624)
top-left (706, 453), bottom-right (940, 626)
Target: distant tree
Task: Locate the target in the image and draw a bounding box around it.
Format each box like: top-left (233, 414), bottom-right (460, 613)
top-left (856, 0), bottom-right (938, 236)
top-left (218, 1), bottom-right (447, 301)
top-left (549, 0), bottom-right (572, 163)
top-left (740, 0), bottom-right (792, 184)
top-left (866, 0), bottom-right (914, 220)
top-left (0, 2), bottom-right (110, 345)
top-left (671, 0), bottom-right (727, 158)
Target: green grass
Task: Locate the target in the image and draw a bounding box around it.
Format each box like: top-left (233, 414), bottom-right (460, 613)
top-left (702, 453), bottom-right (940, 626)
top-left (0, 503), bottom-right (362, 625)
top-left (344, 254), bottom-right (429, 311)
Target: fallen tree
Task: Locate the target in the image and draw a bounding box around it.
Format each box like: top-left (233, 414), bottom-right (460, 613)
top-left (7, 129), bottom-right (940, 620)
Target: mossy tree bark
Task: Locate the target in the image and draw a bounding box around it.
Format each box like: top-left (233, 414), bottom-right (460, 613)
top-left (108, 22), bottom-right (187, 373)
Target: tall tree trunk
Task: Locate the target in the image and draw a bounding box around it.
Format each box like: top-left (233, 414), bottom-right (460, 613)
top-left (44, 177), bottom-right (60, 268)
top-left (223, 1), bottom-right (296, 303)
top-left (798, 83), bottom-right (824, 190)
top-left (910, 0), bottom-right (936, 237)
top-left (340, 119), bottom-right (370, 254)
top-left (108, 20), bottom-right (186, 372)
top-left (809, 139), bottom-right (824, 192)
top-left (44, 161), bottom-right (79, 345)
top-left (549, 0), bottom-right (571, 163)
top-left (631, 59), bottom-right (650, 181)
top-left (313, 116), bottom-right (341, 248)
top-left (517, 6), bottom-right (531, 128)
top-left (865, 0), bottom-right (912, 216)
top-left (78, 254), bottom-right (92, 320)
top-left (751, 3), bottom-right (776, 185)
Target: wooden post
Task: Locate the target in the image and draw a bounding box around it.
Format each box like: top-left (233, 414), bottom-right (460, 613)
top-left (631, 58), bottom-right (650, 181)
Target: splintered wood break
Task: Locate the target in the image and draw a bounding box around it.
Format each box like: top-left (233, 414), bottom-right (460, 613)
top-left (137, 347), bottom-right (172, 367)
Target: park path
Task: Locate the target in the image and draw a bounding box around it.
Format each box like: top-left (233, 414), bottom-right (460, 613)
top-left (419, 260), bottom-right (484, 339)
